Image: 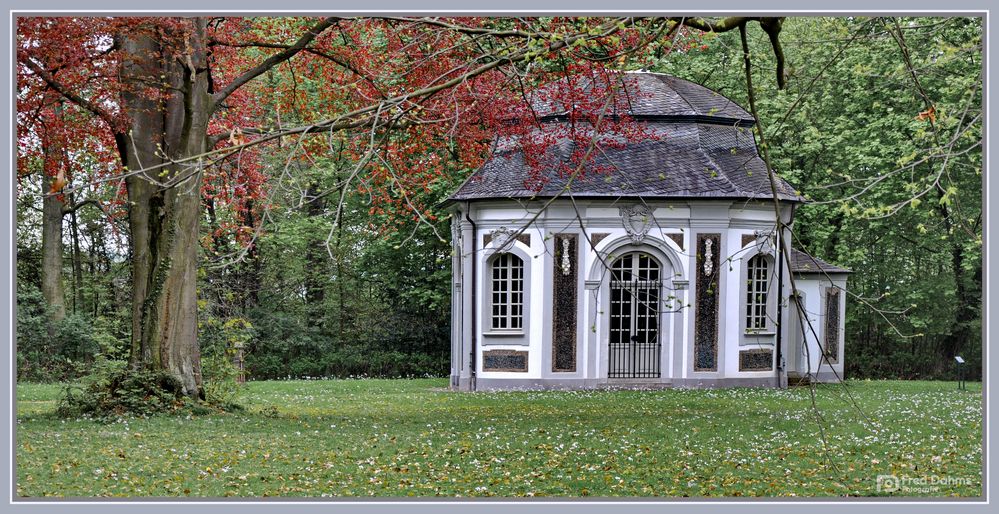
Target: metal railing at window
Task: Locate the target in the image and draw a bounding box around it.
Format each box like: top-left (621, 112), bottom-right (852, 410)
top-left (608, 252), bottom-right (662, 379)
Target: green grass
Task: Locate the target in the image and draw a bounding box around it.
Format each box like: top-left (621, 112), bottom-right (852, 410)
top-left (15, 379), bottom-right (982, 498)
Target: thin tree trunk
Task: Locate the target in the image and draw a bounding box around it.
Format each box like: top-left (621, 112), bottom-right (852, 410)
top-left (303, 182), bottom-right (327, 329)
top-left (943, 243), bottom-right (980, 360)
top-left (934, 193), bottom-right (981, 362)
top-left (204, 196), bottom-right (227, 256)
top-left (69, 201), bottom-right (84, 314)
top-left (87, 220), bottom-right (100, 317)
top-left (240, 200), bottom-right (260, 309)
top-left (40, 170), bottom-right (67, 331)
top-left (336, 200), bottom-right (346, 341)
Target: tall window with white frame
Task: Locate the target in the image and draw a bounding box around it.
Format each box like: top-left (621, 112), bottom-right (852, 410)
top-left (746, 254), bottom-right (770, 332)
top-left (491, 253), bottom-right (524, 331)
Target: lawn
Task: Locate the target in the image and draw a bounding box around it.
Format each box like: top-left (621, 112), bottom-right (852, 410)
top-left (15, 379), bottom-right (982, 498)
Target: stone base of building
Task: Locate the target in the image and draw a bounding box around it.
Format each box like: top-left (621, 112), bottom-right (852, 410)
top-left (787, 370), bottom-right (844, 385)
top-left (449, 374), bottom-right (842, 391)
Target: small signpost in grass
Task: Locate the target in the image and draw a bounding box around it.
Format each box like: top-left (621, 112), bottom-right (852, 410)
top-left (955, 356), bottom-right (966, 391)
top-left (232, 342), bottom-right (246, 385)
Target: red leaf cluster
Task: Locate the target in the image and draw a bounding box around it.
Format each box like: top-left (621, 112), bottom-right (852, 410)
top-left (18, 16), bottom-right (702, 237)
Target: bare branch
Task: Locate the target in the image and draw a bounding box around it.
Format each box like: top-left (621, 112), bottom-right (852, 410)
top-left (21, 57), bottom-right (120, 132)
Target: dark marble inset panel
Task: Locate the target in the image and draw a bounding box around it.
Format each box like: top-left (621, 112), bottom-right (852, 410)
top-left (824, 289), bottom-right (841, 364)
top-left (739, 349), bottom-right (774, 371)
top-left (694, 233), bottom-right (720, 371)
top-left (552, 233), bottom-right (578, 372)
top-left (483, 350), bottom-right (528, 372)
top-left (742, 233), bottom-right (756, 248)
top-left (666, 233), bottom-right (684, 249)
top-left (483, 232), bottom-right (531, 248)
top-left (590, 233), bottom-right (610, 247)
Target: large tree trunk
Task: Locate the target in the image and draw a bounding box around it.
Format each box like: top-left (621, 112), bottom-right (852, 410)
top-left (120, 19), bottom-right (211, 397)
top-left (40, 170), bottom-right (66, 330)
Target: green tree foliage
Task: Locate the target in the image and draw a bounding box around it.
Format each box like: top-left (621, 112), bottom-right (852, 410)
top-left (16, 17), bottom-right (982, 385)
top-left (650, 17), bottom-right (982, 379)
top-left (235, 165), bottom-right (454, 379)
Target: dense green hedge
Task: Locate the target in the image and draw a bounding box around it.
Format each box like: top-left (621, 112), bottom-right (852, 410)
top-left (246, 348), bottom-right (446, 380)
top-left (16, 285), bottom-right (109, 382)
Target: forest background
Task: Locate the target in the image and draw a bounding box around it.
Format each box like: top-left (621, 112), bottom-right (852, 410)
top-left (15, 16), bottom-right (982, 385)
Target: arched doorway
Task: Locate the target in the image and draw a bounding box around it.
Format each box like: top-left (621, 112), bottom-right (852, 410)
top-left (608, 252), bottom-right (663, 378)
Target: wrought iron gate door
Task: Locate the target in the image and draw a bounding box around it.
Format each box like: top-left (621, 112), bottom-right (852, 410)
top-left (608, 252), bottom-right (662, 378)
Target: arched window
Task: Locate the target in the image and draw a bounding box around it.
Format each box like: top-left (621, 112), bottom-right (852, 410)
top-left (745, 254), bottom-right (770, 331)
top-left (490, 253), bottom-right (524, 330)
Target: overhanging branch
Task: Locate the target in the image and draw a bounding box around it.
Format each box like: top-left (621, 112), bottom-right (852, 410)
top-left (669, 16), bottom-right (787, 89)
top-left (211, 17), bottom-right (339, 108)
top-left (21, 57), bottom-right (121, 130)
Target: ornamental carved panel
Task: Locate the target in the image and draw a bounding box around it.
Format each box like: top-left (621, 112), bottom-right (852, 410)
top-left (824, 289), bottom-right (841, 364)
top-left (484, 227), bottom-right (530, 250)
top-left (694, 233), bottom-right (721, 371)
top-left (619, 204), bottom-right (653, 243)
top-left (552, 233), bottom-right (578, 372)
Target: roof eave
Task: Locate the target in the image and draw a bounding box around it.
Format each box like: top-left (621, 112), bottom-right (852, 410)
top-left (446, 192), bottom-right (807, 203)
top-left (533, 113), bottom-right (756, 127)
top-left (793, 269), bottom-right (853, 276)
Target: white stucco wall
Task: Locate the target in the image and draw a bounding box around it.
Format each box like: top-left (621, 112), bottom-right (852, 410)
top-left (450, 198), bottom-right (842, 389)
top-left (788, 275), bottom-right (848, 379)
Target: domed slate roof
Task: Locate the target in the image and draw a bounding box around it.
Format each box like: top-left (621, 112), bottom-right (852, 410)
top-left (448, 71), bottom-right (803, 203)
top-left (528, 71), bottom-right (755, 122)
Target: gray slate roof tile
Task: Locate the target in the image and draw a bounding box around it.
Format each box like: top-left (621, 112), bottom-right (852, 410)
top-left (449, 72), bottom-right (802, 203)
top-left (790, 248), bottom-right (852, 275)
top-left (528, 72), bottom-right (754, 121)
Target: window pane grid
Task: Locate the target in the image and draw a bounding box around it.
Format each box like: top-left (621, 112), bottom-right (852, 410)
top-left (746, 255), bottom-right (769, 330)
top-left (491, 253), bottom-right (524, 331)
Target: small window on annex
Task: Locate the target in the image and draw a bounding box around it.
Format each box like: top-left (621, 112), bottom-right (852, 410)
top-left (745, 254), bottom-right (771, 332)
top-left (490, 253), bottom-right (524, 331)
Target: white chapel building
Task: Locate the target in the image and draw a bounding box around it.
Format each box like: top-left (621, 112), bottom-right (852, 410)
top-left (446, 72), bottom-right (849, 390)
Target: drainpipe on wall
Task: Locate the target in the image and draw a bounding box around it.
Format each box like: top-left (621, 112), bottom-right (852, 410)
top-left (775, 204), bottom-right (793, 389)
top-left (775, 237), bottom-right (785, 389)
top-left (464, 202), bottom-right (477, 392)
